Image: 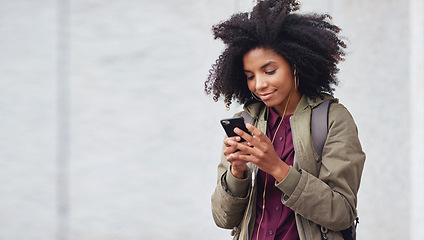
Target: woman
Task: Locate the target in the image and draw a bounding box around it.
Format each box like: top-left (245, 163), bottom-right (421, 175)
top-left (205, 0), bottom-right (365, 240)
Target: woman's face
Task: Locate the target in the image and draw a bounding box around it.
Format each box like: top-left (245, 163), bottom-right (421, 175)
top-left (243, 47), bottom-right (300, 115)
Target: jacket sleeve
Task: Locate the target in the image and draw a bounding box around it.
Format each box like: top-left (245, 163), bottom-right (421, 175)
top-left (276, 103), bottom-right (366, 231)
top-left (211, 140), bottom-right (252, 229)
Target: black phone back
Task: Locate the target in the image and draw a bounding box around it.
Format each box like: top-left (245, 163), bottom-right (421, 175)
top-left (220, 117), bottom-right (249, 141)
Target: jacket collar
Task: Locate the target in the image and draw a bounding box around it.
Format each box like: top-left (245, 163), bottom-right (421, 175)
top-left (306, 93), bottom-right (338, 108)
top-left (299, 93), bottom-right (339, 111)
top-left (243, 101), bottom-right (266, 120)
top-left (244, 93), bottom-right (338, 118)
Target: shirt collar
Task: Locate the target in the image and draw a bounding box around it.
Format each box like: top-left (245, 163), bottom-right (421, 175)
top-left (268, 107), bottom-right (292, 130)
top-left (268, 107), bottom-right (280, 129)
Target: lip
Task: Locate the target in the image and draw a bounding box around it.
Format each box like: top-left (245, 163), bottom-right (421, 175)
top-left (258, 91), bottom-right (275, 101)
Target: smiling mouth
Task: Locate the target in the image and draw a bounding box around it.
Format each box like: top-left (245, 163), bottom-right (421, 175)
top-left (258, 91), bottom-right (275, 101)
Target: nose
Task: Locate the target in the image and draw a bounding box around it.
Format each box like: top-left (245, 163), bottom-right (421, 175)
top-left (255, 75), bottom-right (268, 90)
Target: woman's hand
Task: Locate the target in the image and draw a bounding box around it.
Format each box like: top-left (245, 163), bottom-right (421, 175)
top-left (226, 123), bottom-right (290, 182)
top-left (223, 136), bottom-right (250, 179)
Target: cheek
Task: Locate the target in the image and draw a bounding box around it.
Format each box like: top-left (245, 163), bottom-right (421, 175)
top-left (277, 73), bottom-right (294, 89)
top-left (246, 80), bottom-right (255, 92)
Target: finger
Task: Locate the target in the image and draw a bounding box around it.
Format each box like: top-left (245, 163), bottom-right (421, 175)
top-left (227, 138), bottom-right (251, 149)
top-left (224, 138), bottom-right (251, 156)
top-left (245, 123), bottom-right (267, 139)
top-left (234, 124), bottom-right (269, 150)
top-left (223, 144), bottom-right (239, 156)
top-left (233, 127), bottom-right (254, 142)
top-left (224, 136), bottom-right (242, 147)
top-left (227, 152), bottom-right (247, 162)
top-left (226, 141), bottom-right (258, 160)
top-left (232, 142), bottom-right (257, 156)
top-left (231, 136), bottom-right (242, 142)
top-left (228, 151), bottom-right (257, 164)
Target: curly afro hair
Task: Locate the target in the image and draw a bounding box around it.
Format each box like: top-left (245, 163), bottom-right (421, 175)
top-left (204, 0), bottom-right (346, 107)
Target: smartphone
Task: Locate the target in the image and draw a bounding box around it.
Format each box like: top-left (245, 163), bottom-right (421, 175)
top-left (220, 117), bottom-right (250, 142)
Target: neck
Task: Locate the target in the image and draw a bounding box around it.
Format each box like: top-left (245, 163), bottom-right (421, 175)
top-left (274, 90), bottom-right (302, 116)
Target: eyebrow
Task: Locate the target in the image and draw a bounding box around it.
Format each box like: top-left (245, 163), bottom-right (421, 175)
top-left (261, 61), bottom-right (275, 69)
top-left (243, 61), bottom-right (275, 72)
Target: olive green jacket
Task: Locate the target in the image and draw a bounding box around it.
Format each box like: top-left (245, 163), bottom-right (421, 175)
top-left (211, 95), bottom-right (365, 240)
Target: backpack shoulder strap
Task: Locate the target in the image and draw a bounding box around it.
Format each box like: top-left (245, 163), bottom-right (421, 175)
top-left (311, 100), bottom-right (332, 158)
top-left (241, 111), bottom-right (254, 125)
top-left (312, 100), bottom-right (359, 239)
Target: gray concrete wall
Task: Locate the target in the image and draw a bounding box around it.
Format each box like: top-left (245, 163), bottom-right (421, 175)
top-left (0, 0), bottom-right (423, 239)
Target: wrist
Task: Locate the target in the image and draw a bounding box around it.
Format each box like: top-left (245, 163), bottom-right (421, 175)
top-left (272, 162), bottom-right (290, 182)
top-left (231, 166), bottom-right (246, 179)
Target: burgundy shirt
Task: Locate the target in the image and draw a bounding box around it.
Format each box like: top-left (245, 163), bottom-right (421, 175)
top-left (251, 108), bottom-right (299, 240)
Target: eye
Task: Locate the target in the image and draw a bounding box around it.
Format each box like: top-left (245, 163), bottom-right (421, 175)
top-left (265, 69), bottom-right (276, 75)
top-left (245, 74), bottom-right (254, 80)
